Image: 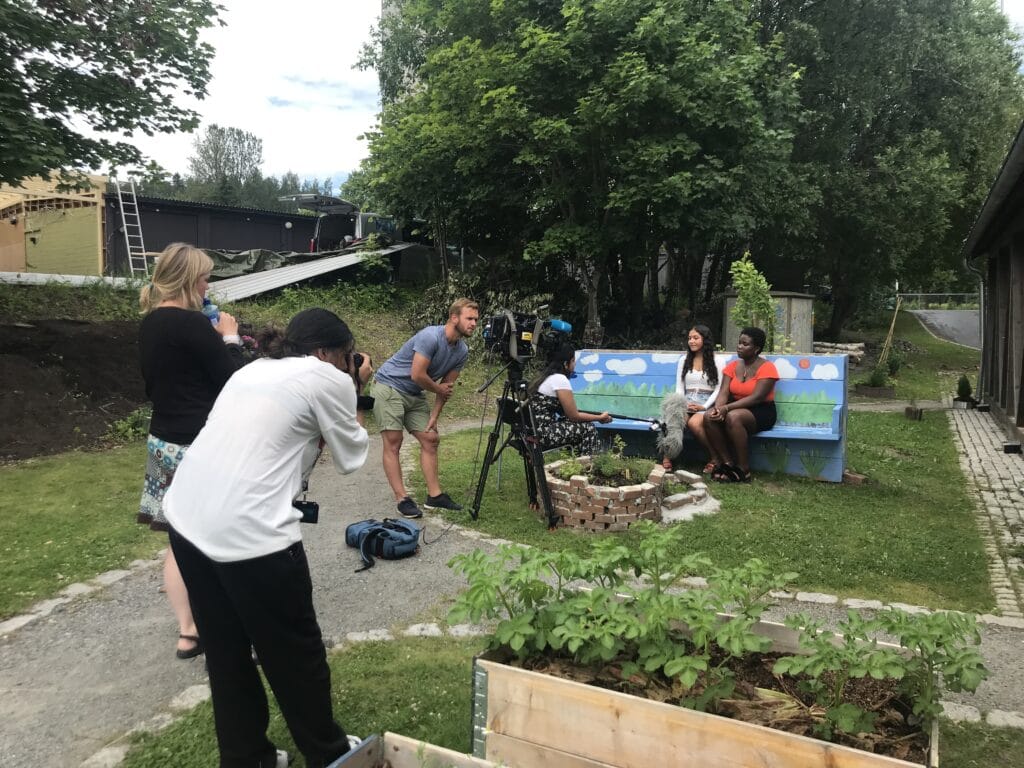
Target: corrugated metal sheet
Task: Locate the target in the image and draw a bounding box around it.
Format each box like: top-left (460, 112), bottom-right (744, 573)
top-left (205, 243), bottom-right (417, 302)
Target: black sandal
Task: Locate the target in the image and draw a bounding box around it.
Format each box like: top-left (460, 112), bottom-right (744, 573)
top-left (716, 464), bottom-right (746, 483)
top-left (711, 464), bottom-right (733, 482)
top-left (176, 634), bottom-right (204, 660)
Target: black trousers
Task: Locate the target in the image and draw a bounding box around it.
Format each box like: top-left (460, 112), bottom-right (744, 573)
top-left (169, 529), bottom-right (350, 768)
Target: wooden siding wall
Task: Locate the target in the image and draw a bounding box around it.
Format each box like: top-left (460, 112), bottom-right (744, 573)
top-left (0, 208), bottom-right (25, 270)
top-left (25, 206), bottom-right (99, 275)
top-left (980, 236), bottom-right (1024, 435)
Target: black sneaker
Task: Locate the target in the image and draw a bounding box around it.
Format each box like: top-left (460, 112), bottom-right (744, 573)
top-left (424, 492), bottom-right (463, 511)
top-left (397, 496), bottom-right (423, 518)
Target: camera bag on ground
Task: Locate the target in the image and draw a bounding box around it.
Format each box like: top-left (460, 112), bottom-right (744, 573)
top-left (344, 518), bottom-right (421, 572)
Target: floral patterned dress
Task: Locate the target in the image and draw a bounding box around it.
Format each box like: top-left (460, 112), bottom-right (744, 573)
top-left (529, 374), bottom-right (602, 456)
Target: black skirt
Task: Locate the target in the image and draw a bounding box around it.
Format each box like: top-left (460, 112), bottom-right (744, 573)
top-left (745, 401), bottom-right (777, 432)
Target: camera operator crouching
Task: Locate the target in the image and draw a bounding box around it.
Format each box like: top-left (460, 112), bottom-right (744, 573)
top-left (164, 308), bottom-right (371, 768)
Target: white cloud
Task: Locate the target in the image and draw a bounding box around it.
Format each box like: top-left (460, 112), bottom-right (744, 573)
top-left (811, 363), bottom-right (839, 381)
top-left (116, 0), bottom-right (382, 183)
top-left (606, 358), bottom-right (647, 375)
top-left (579, 353), bottom-right (599, 366)
top-left (774, 359), bottom-right (799, 379)
top-left (651, 353), bottom-right (681, 364)
top-left (583, 371), bottom-right (603, 382)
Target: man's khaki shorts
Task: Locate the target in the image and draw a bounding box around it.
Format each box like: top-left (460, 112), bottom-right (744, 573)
top-left (370, 380), bottom-right (431, 433)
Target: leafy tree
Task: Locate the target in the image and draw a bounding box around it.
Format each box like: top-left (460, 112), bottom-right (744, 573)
top-left (753, 0), bottom-right (1024, 336)
top-left (359, 0), bottom-right (803, 341)
top-left (187, 124), bottom-right (264, 204)
top-left (0, 0), bottom-right (223, 186)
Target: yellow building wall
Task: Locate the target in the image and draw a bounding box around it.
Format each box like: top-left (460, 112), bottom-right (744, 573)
top-left (25, 207), bottom-right (98, 275)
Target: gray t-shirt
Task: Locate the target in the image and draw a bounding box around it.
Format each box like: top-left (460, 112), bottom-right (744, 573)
top-left (375, 325), bottom-right (468, 395)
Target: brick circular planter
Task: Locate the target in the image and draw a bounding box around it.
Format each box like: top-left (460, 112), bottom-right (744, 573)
top-left (544, 457), bottom-right (663, 531)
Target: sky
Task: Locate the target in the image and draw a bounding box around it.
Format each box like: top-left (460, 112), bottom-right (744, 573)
top-left (128, 0), bottom-right (1024, 189)
top-left (125, 0), bottom-right (383, 188)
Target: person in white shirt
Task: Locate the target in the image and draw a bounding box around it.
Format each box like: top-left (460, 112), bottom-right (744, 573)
top-left (164, 308), bottom-right (371, 768)
top-left (527, 343), bottom-right (611, 455)
top-left (659, 324), bottom-right (722, 471)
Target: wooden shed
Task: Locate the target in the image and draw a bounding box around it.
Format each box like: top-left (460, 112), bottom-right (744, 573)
top-left (962, 123), bottom-right (1024, 441)
top-left (0, 174), bottom-right (317, 276)
top-left (0, 174), bottom-right (106, 275)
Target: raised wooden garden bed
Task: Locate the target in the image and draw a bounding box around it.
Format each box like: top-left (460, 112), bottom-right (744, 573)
top-left (471, 618), bottom-right (940, 768)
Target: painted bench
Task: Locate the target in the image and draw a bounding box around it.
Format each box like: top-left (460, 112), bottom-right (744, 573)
top-left (570, 350), bottom-right (848, 482)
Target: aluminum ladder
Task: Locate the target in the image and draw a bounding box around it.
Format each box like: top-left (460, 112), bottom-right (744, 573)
top-left (114, 178), bottom-right (149, 277)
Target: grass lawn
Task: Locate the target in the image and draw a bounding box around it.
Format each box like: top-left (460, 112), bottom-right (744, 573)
top-left (851, 311), bottom-right (980, 401)
top-left (119, 635), bottom-right (1024, 768)
top-left (0, 443), bottom-right (160, 619)
top-left (122, 636), bottom-right (486, 768)
top-left (415, 409), bottom-right (992, 612)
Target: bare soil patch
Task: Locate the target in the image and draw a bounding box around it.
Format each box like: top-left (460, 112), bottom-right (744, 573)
top-left (0, 319), bottom-right (145, 461)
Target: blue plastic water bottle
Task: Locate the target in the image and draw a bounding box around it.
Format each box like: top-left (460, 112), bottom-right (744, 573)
top-left (549, 318), bottom-right (572, 333)
top-left (201, 297), bottom-right (220, 325)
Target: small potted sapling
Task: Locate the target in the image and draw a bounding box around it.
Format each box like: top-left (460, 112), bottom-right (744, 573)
top-left (953, 374), bottom-right (976, 410)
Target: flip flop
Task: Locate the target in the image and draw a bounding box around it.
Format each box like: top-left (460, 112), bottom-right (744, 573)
top-left (710, 464), bottom-right (732, 482)
top-left (176, 634), bottom-right (204, 660)
top-left (701, 461), bottom-right (716, 474)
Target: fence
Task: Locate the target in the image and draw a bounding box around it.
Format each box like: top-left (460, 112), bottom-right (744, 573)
top-left (896, 292), bottom-right (979, 310)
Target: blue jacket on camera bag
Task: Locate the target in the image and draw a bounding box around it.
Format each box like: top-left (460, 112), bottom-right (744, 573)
top-left (344, 518), bottom-right (420, 572)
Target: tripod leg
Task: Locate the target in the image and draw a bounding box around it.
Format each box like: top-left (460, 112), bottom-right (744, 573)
top-left (469, 418), bottom-right (502, 520)
top-left (527, 440), bottom-right (560, 529)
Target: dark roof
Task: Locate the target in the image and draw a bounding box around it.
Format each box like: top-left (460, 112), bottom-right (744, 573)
top-left (103, 193), bottom-right (316, 219)
top-left (961, 120), bottom-right (1024, 260)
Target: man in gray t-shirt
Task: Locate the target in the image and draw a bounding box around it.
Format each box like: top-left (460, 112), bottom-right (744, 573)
top-left (370, 298), bottom-right (479, 518)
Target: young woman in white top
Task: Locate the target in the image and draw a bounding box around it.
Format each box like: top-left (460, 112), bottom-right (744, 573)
top-left (661, 324), bottom-right (721, 471)
top-left (527, 343), bottom-right (612, 455)
top-left (164, 308), bottom-right (371, 768)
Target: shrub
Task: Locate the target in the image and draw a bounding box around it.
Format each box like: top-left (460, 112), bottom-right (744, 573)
top-left (864, 365), bottom-right (890, 388)
top-left (956, 374), bottom-right (973, 401)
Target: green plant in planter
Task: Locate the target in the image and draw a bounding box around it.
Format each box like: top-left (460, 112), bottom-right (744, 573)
top-left (449, 522), bottom-right (796, 712)
top-left (773, 608), bottom-right (988, 738)
top-left (449, 523), bottom-right (988, 753)
top-left (875, 609), bottom-right (988, 729)
top-left (774, 611), bottom-right (908, 738)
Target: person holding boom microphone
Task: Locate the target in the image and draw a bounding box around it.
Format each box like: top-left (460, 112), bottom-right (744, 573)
top-left (528, 342), bottom-right (612, 454)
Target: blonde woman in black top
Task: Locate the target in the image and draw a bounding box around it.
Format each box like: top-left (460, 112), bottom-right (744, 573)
top-left (137, 243), bottom-right (244, 659)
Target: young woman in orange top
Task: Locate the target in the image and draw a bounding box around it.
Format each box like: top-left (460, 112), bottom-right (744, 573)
top-left (703, 326), bottom-right (779, 482)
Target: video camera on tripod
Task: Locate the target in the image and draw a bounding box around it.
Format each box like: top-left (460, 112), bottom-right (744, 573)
top-left (470, 308), bottom-right (573, 529)
top-left (481, 309), bottom-right (572, 366)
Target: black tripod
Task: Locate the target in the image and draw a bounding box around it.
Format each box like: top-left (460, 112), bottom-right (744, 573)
top-left (469, 360), bottom-right (559, 529)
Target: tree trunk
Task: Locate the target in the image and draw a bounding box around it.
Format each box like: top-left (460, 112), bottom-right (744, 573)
top-left (582, 261), bottom-right (605, 346)
top-left (646, 246), bottom-right (661, 318)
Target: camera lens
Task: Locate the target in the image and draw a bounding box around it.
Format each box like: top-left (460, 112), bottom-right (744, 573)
top-left (352, 352), bottom-right (364, 369)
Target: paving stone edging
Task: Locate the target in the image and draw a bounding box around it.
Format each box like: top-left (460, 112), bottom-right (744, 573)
top-left (0, 551), bottom-right (163, 637)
